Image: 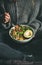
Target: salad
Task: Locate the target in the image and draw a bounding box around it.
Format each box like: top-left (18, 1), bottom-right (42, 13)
top-left (10, 25), bottom-right (33, 40)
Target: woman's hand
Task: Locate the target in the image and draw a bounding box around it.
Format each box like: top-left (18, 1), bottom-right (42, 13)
top-left (4, 12), bottom-right (11, 23)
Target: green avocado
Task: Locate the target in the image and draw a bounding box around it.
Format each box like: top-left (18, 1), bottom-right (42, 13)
top-left (23, 30), bottom-right (33, 38)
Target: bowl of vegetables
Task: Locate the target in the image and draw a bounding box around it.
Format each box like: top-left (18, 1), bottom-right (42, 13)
top-left (9, 25), bottom-right (35, 43)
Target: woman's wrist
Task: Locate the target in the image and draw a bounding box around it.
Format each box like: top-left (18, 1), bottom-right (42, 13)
top-left (2, 19), bottom-right (11, 29)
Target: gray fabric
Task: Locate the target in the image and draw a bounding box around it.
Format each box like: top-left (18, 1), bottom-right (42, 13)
top-left (29, 19), bottom-right (42, 34)
top-left (17, 0), bottom-right (40, 24)
top-left (0, 0), bottom-right (40, 29)
top-left (2, 19), bottom-right (11, 29)
top-left (0, 42), bottom-right (24, 59)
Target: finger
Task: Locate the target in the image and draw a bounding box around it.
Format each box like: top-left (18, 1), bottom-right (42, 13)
top-left (4, 17), bottom-right (10, 23)
top-left (5, 12), bottom-right (9, 14)
top-left (5, 12), bottom-right (10, 17)
top-left (4, 18), bottom-right (9, 23)
top-left (5, 17), bottom-right (10, 21)
top-left (4, 21), bottom-right (9, 23)
top-left (5, 14), bottom-right (10, 18)
top-left (5, 16), bottom-right (10, 19)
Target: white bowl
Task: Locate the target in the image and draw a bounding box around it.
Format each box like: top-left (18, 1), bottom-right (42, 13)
top-left (9, 25), bottom-right (35, 43)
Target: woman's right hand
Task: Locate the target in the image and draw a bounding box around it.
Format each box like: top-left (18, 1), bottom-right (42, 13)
top-left (4, 12), bottom-right (11, 23)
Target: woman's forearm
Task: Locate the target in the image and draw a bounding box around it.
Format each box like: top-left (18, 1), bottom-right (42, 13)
top-left (29, 19), bottom-right (42, 34)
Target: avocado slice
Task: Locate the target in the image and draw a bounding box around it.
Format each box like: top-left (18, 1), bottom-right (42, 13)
top-left (23, 30), bottom-right (33, 38)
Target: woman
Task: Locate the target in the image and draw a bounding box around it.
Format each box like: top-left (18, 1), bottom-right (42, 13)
top-left (0, 0), bottom-right (42, 60)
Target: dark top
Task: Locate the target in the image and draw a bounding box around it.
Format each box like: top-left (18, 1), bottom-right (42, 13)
top-left (0, 0), bottom-right (42, 30)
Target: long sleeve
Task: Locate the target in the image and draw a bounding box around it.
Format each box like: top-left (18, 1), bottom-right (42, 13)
top-left (2, 19), bottom-right (11, 29)
top-left (0, 0), bottom-right (11, 29)
top-left (29, 19), bottom-right (42, 35)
